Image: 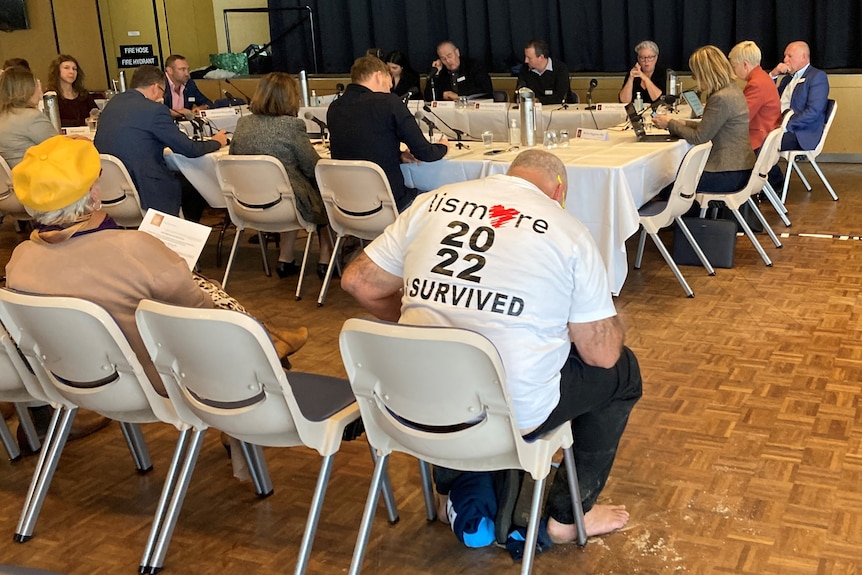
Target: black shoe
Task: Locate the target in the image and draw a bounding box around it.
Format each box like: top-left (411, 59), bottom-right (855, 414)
top-left (494, 470), bottom-right (521, 545)
top-left (276, 261), bottom-right (301, 278)
top-left (317, 263), bottom-right (340, 280)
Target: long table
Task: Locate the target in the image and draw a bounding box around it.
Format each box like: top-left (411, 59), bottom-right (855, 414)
top-left (400, 133), bottom-right (690, 295)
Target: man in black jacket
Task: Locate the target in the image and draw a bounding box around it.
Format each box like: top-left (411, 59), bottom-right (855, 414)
top-left (516, 39), bottom-right (572, 105)
top-left (329, 56), bottom-right (449, 211)
top-left (423, 40), bottom-right (493, 102)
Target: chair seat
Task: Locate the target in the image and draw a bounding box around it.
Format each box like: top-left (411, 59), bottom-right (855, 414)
top-left (287, 372), bottom-right (356, 422)
top-left (638, 200), bottom-right (668, 217)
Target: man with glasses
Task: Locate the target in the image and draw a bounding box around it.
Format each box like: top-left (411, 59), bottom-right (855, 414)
top-left (619, 40), bottom-right (666, 105)
top-left (95, 65), bottom-right (227, 217)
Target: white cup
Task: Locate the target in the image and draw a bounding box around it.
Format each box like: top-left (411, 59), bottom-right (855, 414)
top-left (482, 131), bottom-right (493, 148)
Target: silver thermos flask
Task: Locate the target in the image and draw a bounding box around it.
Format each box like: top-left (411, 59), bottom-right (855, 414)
top-left (299, 70), bottom-right (310, 108)
top-left (119, 70), bottom-right (127, 93)
top-left (517, 87), bottom-right (537, 147)
top-left (42, 92), bottom-right (61, 132)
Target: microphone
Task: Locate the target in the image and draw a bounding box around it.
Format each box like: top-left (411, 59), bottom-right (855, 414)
top-left (422, 104), bottom-right (471, 148)
top-left (414, 110), bottom-right (438, 136)
top-left (401, 90), bottom-right (414, 104)
top-left (428, 66), bottom-right (440, 78)
top-left (650, 93), bottom-right (679, 112)
top-left (222, 90), bottom-right (243, 106)
top-left (333, 83), bottom-right (345, 100)
top-left (586, 78), bottom-right (598, 110)
top-left (303, 110), bottom-right (328, 133)
top-left (224, 78), bottom-right (252, 103)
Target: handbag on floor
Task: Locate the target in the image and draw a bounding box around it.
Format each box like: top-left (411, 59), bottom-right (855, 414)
top-left (672, 218), bottom-right (737, 268)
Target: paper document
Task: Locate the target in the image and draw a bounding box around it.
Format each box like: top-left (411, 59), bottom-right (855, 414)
top-left (138, 209), bottom-right (211, 270)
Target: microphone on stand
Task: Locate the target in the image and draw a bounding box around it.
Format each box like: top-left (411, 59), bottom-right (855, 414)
top-left (224, 78), bottom-right (252, 103)
top-left (223, 90), bottom-right (243, 106)
top-left (586, 78), bottom-right (598, 110)
top-left (401, 90), bottom-right (414, 105)
top-left (414, 110), bottom-right (438, 138)
top-left (303, 111), bottom-right (328, 135)
top-left (333, 83), bottom-right (345, 100)
top-left (422, 104), bottom-right (471, 148)
top-left (650, 94), bottom-right (678, 113)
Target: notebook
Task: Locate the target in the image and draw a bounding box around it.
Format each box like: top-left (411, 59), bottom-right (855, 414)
top-left (681, 90), bottom-right (704, 118)
top-left (625, 103), bottom-right (680, 142)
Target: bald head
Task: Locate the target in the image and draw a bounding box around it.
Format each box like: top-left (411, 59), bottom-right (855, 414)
top-left (507, 149), bottom-right (567, 204)
top-left (783, 41), bottom-right (811, 74)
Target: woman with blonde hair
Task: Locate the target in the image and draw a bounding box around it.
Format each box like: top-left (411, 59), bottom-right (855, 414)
top-left (230, 72), bottom-right (334, 279)
top-left (728, 40), bottom-right (782, 152)
top-left (0, 66), bottom-right (58, 168)
top-left (47, 54), bottom-right (98, 127)
top-left (653, 45), bottom-right (754, 193)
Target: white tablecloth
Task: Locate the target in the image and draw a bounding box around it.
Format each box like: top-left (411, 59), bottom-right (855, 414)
top-left (401, 132), bottom-right (690, 295)
top-left (299, 101), bottom-right (628, 141)
top-left (164, 148), bottom-right (229, 208)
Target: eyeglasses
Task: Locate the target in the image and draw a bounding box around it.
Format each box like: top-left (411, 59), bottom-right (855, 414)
top-left (156, 84), bottom-right (166, 94)
top-left (638, 54), bottom-right (658, 62)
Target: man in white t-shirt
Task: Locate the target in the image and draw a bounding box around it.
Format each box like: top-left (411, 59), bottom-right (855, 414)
top-left (342, 149), bottom-right (642, 543)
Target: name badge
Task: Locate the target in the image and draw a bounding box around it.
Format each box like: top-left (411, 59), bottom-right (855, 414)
top-left (456, 76), bottom-right (466, 82)
top-left (188, 97), bottom-right (196, 103)
top-left (544, 90), bottom-right (553, 95)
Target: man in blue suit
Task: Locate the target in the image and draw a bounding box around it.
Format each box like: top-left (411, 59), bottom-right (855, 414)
top-left (770, 41), bottom-right (829, 151)
top-left (95, 65), bottom-right (227, 217)
top-left (767, 41), bottom-right (829, 189)
top-left (163, 54), bottom-right (213, 120)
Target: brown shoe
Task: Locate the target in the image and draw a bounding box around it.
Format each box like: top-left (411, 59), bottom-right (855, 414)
top-left (269, 326), bottom-right (309, 358)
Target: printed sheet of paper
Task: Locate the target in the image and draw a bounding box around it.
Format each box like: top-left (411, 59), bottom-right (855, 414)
top-left (138, 209), bottom-right (211, 270)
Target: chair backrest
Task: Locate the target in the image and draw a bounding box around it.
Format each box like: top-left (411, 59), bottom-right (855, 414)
top-left (339, 318), bottom-right (568, 480)
top-left (99, 154), bottom-right (145, 227)
top-left (492, 90), bottom-right (509, 103)
top-left (314, 159), bottom-right (399, 241)
top-left (0, 321), bottom-right (47, 404)
top-left (163, 149), bottom-right (227, 209)
top-left (0, 155), bottom-right (31, 221)
top-left (0, 289), bottom-right (181, 426)
top-left (755, 128), bottom-right (784, 180)
top-left (658, 142), bottom-right (713, 226)
top-left (215, 155), bottom-right (313, 234)
top-left (136, 299), bottom-right (328, 450)
top-left (811, 99), bottom-right (837, 156)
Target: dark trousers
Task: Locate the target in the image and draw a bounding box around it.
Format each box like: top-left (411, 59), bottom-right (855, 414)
top-left (434, 344), bottom-right (643, 524)
top-left (767, 132), bottom-right (806, 191)
top-left (180, 173), bottom-right (207, 223)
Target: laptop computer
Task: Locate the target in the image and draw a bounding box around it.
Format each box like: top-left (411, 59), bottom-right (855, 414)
top-left (625, 103), bottom-right (680, 142)
top-left (681, 90), bottom-right (704, 118)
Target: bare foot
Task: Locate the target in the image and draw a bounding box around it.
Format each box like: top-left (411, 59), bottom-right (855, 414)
top-left (547, 504), bottom-right (629, 543)
top-left (436, 494), bottom-right (450, 525)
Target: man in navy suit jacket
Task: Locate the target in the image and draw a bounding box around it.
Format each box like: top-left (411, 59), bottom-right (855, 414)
top-left (770, 41), bottom-right (829, 151)
top-left (95, 65), bottom-right (227, 217)
top-left (163, 54), bottom-right (213, 120)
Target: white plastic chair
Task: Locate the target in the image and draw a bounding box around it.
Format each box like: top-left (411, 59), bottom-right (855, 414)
top-left (0, 289), bottom-right (221, 573)
top-left (339, 318), bottom-right (587, 575)
top-left (215, 155), bottom-right (316, 298)
top-left (695, 128), bottom-right (784, 267)
top-left (314, 160), bottom-right (399, 306)
top-left (779, 98), bottom-right (838, 203)
top-left (0, 323), bottom-right (42, 460)
top-left (0, 155), bottom-right (32, 223)
top-left (135, 300), bottom-right (398, 575)
top-left (634, 142), bottom-right (714, 297)
top-left (756, 128), bottom-right (792, 227)
top-left (98, 154), bottom-right (145, 228)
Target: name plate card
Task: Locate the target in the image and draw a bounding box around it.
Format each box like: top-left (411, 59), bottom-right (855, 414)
top-left (429, 101), bottom-right (456, 109)
top-left (595, 103), bottom-right (626, 110)
top-left (472, 102), bottom-right (509, 111)
top-left (575, 128), bottom-right (610, 141)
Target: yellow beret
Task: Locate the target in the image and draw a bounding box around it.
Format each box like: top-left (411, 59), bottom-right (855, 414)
top-left (12, 136), bottom-right (101, 212)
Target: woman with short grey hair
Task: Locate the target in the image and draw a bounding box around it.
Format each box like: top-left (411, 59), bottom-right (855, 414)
top-left (619, 40), bottom-right (666, 104)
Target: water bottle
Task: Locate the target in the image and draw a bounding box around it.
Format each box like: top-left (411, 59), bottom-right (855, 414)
top-left (517, 87), bottom-right (537, 147)
top-left (119, 70), bottom-right (127, 93)
top-left (666, 69), bottom-right (677, 96)
top-left (299, 70), bottom-right (310, 107)
top-left (42, 92), bottom-right (61, 132)
top-left (634, 91), bottom-right (643, 113)
top-left (508, 118), bottom-right (521, 146)
top-left (311, 90), bottom-right (318, 107)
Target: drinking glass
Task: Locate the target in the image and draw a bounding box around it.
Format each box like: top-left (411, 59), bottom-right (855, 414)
top-left (482, 131), bottom-right (494, 148)
top-left (558, 130), bottom-right (570, 147)
top-left (543, 130), bottom-right (558, 148)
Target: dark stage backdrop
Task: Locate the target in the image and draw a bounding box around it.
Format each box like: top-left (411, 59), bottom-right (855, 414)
top-left (267, 0), bottom-right (861, 75)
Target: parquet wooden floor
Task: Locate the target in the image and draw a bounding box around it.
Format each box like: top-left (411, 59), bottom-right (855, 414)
top-left (1, 164), bottom-right (860, 575)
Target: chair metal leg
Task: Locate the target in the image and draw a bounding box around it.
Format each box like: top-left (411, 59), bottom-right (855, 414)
top-left (258, 231), bottom-right (271, 277)
top-left (418, 460), bottom-right (437, 521)
top-left (520, 475), bottom-right (546, 575)
top-left (348, 452), bottom-right (389, 575)
top-left (238, 441), bottom-right (274, 497)
top-left (366, 442), bottom-right (399, 523)
top-left (674, 217), bottom-right (716, 275)
top-left (296, 229), bottom-right (314, 301)
top-left (140, 427), bottom-right (206, 575)
top-left (747, 199), bottom-right (782, 248)
top-left (781, 160), bottom-right (794, 203)
top-left (809, 159), bottom-right (838, 200)
top-left (317, 235), bottom-right (345, 307)
top-left (120, 421), bottom-right (153, 473)
top-left (792, 160), bottom-right (812, 190)
top-left (647, 231), bottom-right (694, 297)
top-left (634, 227), bottom-right (647, 269)
top-left (0, 414), bottom-right (21, 460)
top-left (294, 453), bottom-right (335, 575)
top-left (762, 183), bottom-right (791, 226)
top-left (562, 447), bottom-right (588, 547)
top-left (15, 403), bottom-right (41, 452)
top-left (215, 210), bottom-right (231, 268)
top-left (15, 406), bottom-right (75, 542)
top-left (729, 208), bottom-right (772, 266)
top-left (221, 228), bottom-right (244, 289)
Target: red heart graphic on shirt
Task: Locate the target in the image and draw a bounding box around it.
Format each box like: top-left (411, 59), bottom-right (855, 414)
top-left (489, 205), bottom-right (520, 228)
